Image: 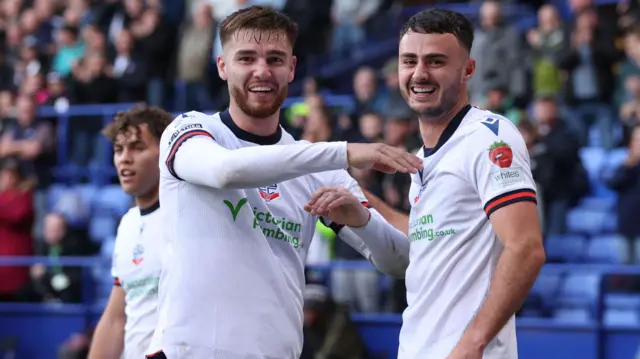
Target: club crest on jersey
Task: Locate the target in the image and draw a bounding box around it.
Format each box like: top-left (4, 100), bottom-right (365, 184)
top-left (258, 184), bottom-right (280, 202)
top-left (488, 141), bottom-right (513, 168)
top-left (132, 244), bottom-right (144, 265)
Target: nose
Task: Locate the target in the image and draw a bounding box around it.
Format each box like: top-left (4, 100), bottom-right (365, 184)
top-left (252, 58), bottom-right (272, 79)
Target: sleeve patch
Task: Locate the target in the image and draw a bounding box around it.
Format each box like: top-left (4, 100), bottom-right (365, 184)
top-left (484, 189), bottom-right (536, 217)
top-left (114, 277), bottom-right (121, 286)
top-left (362, 201), bottom-right (371, 209)
top-left (165, 129), bottom-right (214, 180)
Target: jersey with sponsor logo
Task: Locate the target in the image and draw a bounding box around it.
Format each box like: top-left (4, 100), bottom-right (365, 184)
top-left (111, 202), bottom-right (164, 359)
top-left (153, 110), bottom-right (370, 359)
top-left (399, 106), bottom-right (537, 359)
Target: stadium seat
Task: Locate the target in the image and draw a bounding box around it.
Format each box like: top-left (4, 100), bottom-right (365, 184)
top-left (47, 184), bottom-right (68, 209)
top-left (579, 147), bottom-right (606, 180)
top-left (545, 235), bottom-right (586, 263)
top-left (558, 273), bottom-right (601, 308)
top-left (605, 293), bottom-right (640, 310)
top-left (579, 196), bottom-right (616, 211)
top-left (94, 185), bottom-right (133, 216)
top-left (553, 307), bottom-right (593, 324)
top-left (566, 208), bottom-right (608, 235)
top-left (603, 309), bottom-right (640, 326)
top-left (605, 148), bottom-right (629, 171)
top-left (89, 216), bottom-right (117, 242)
top-left (586, 235), bottom-right (628, 264)
top-left (76, 184), bottom-right (98, 211)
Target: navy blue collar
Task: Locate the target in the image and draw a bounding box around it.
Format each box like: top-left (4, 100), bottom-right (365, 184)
top-left (220, 109), bottom-right (282, 145)
top-left (140, 200), bottom-right (160, 216)
top-left (423, 104), bottom-right (472, 158)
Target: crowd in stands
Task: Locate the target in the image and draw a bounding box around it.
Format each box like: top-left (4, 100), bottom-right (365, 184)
top-left (0, 0), bottom-right (639, 335)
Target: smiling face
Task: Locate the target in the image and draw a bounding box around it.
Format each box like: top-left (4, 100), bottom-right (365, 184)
top-left (397, 9), bottom-right (475, 122)
top-left (217, 29), bottom-right (295, 119)
top-left (216, 6), bottom-right (298, 119)
top-left (399, 32), bottom-right (474, 120)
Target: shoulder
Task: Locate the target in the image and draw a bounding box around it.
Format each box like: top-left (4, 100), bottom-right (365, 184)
top-left (161, 111), bottom-right (223, 149)
top-left (116, 207), bottom-right (140, 239)
top-left (462, 108), bottom-right (525, 150)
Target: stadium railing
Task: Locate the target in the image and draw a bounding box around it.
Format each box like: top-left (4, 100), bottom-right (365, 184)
top-left (1, 257), bottom-right (640, 359)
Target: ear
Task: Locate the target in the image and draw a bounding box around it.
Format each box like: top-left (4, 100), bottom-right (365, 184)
top-left (217, 55), bottom-right (227, 81)
top-left (289, 55), bottom-right (297, 83)
top-left (463, 58), bottom-right (476, 82)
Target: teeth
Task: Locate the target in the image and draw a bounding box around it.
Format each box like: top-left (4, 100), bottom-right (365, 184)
top-left (249, 87), bottom-right (272, 92)
top-left (121, 170), bottom-right (134, 176)
top-left (412, 86), bottom-right (436, 93)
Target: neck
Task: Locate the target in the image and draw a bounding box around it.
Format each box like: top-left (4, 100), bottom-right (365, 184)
top-left (229, 100), bottom-right (281, 137)
top-left (135, 184), bottom-right (159, 210)
top-left (419, 95), bottom-right (469, 148)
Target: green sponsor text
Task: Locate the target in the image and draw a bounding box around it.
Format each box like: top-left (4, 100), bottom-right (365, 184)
top-left (409, 214), bottom-right (456, 243)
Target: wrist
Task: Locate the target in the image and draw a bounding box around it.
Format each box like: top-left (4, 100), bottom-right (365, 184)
top-left (350, 208), bottom-right (371, 228)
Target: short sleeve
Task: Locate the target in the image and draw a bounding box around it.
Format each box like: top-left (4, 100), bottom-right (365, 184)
top-left (111, 242), bottom-right (121, 287)
top-left (466, 118), bottom-right (537, 218)
top-left (161, 111), bottom-right (217, 180)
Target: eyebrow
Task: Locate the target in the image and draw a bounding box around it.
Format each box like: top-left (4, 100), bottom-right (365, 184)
top-left (400, 52), bottom-right (449, 61)
top-left (235, 49), bottom-right (288, 58)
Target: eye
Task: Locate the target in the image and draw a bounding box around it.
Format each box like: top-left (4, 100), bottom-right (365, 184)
top-left (238, 57), bottom-right (252, 63)
top-left (403, 59), bottom-right (416, 65)
top-left (429, 60), bottom-right (444, 67)
top-left (268, 57), bottom-right (284, 64)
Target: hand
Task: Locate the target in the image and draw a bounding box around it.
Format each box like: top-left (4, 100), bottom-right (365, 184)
top-left (445, 342), bottom-right (484, 359)
top-left (526, 29), bottom-right (540, 47)
top-left (30, 264), bottom-right (46, 279)
top-left (304, 187), bottom-right (370, 227)
top-left (347, 143), bottom-right (423, 174)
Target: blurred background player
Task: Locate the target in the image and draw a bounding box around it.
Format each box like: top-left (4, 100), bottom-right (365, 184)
top-left (149, 5), bottom-right (418, 359)
top-left (88, 106), bottom-right (172, 359)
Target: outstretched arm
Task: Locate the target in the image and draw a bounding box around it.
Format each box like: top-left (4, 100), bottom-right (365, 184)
top-left (306, 184), bottom-right (410, 277)
top-left (361, 188), bottom-right (409, 235)
top-left (164, 112), bottom-right (422, 189)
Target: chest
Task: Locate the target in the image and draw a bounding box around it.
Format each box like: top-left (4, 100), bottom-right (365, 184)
top-left (408, 157), bottom-right (483, 247)
top-left (114, 219), bottom-right (164, 290)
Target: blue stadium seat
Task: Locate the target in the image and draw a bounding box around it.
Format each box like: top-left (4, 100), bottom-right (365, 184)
top-left (89, 216), bottom-right (117, 242)
top-left (603, 309), bottom-right (640, 326)
top-left (553, 308), bottom-right (593, 324)
top-left (579, 196), bottom-right (616, 211)
top-left (76, 184), bottom-right (98, 211)
top-left (558, 273), bottom-right (601, 308)
top-left (579, 147), bottom-right (606, 180)
top-left (94, 237), bottom-right (116, 301)
top-left (605, 293), bottom-right (640, 310)
top-left (566, 208), bottom-right (608, 235)
top-left (605, 148), bottom-right (629, 171)
top-left (47, 184), bottom-right (69, 209)
top-left (586, 235), bottom-right (628, 264)
top-left (94, 185), bottom-right (132, 216)
top-left (545, 235), bottom-right (586, 262)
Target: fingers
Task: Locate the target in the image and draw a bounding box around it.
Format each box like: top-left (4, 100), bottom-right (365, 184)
top-left (308, 186), bottom-right (344, 205)
top-left (373, 145), bottom-right (423, 174)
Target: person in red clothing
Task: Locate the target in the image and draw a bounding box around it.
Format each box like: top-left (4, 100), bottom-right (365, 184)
top-left (0, 159), bottom-right (34, 301)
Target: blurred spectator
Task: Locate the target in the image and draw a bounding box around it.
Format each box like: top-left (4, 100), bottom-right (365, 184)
top-left (527, 4), bottom-right (565, 97)
top-left (358, 112), bottom-right (383, 143)
top-left (0, 160), bottom-right (34, 302)
top-left (620, 76), bottom-right (640, 144)
top-left (300, 284), bottom-right (371, 359)
top-left (70, 52), bottom-right (118, 104)
top-left (559, 8), bottom-right (615, 148)
top-left (482, 86), bottom-right (523, 124)
top-left (469, 0), bottom-right (524, 104)
top-left (15, 213), bottom-right (85, 303)
top-left (330, 0), bottom-right (381, 59)
top-left (0, 53), bottom-right (14, 93)
top-left (52, 25), bottom-right (85, 77)
top-left (176, 2), bottom-right (215, 111)
top-left (605, 125), bottom-right (640, 264)
top-left (380, 57), bottom-right (412, 117)
top-left (109, 29), bottom-right (148, 103)
top-left (615, 26), bottom-right (640, 110)
top-left (352, 66), bottom-right (386, 122)
top-left (530, 97), bottom-right (587, 235)
top-left (43, 72), bottom-right (71, 111)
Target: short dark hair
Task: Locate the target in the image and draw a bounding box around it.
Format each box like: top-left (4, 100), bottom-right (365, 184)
top-left (102, 105), bottom-right (173, 143)
top-left (400, 9), bottom-right (475, 53)
top-left (219, 5), bottom-right (299, 48)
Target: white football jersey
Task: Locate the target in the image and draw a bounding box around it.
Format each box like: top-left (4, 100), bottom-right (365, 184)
top-left (152, 110), bottom-right (385, 359)
top-left (399, 105), bottom-right (537, 359)
top-left (111, 202), bottom-right (164, 359)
